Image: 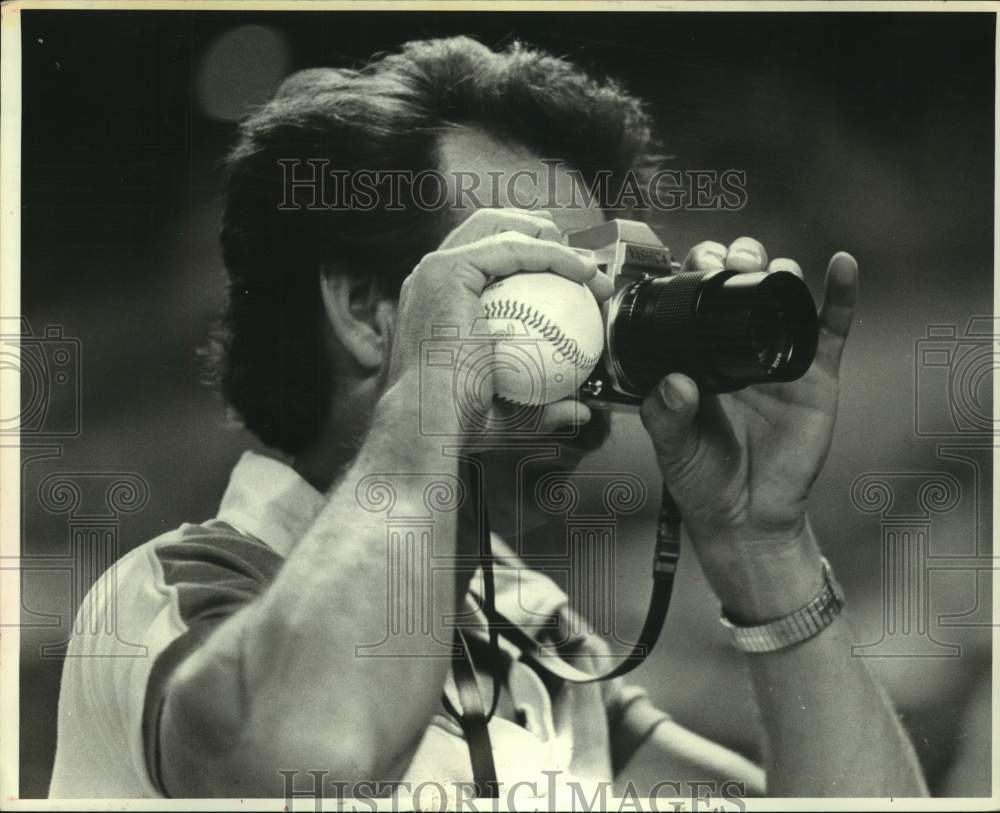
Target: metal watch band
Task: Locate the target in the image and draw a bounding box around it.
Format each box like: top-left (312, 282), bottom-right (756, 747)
top-left (719, 557), bottom-right (845, 653)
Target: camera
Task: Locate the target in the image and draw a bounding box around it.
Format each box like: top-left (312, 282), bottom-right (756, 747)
top-left (567, 220), bottom-right (820, 407)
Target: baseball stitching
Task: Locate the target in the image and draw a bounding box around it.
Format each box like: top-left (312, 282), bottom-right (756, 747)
top-left (482, 298), bottom-right (601, 370)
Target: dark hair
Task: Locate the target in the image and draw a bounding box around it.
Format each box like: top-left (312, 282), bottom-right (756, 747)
top-left (209, 35), bottom-right (656, 454)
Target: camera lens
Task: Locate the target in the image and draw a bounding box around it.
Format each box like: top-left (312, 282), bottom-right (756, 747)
top-left (608, 269), bottom-right (818, 396)
top-left (749, 302), bottom-right (788, 369)
top-left (751, 312), bottom-right (782, 366)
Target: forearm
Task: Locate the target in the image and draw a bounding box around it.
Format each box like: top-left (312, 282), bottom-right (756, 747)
top-left (747, 614), bottom-right (927, 796)
top-left (251, 376), bottom-right (466, 766)
top-left (713, 523), bottom-right (928, 797)
top-left (165, 376), bottom-right (468, 792)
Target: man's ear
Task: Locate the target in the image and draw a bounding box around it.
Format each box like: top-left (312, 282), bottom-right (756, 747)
top-left (319, 268), bottom-right (396, 372)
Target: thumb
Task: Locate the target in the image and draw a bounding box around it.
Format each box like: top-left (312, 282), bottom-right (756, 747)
top-left (640, 373), bottom-right (701, 478)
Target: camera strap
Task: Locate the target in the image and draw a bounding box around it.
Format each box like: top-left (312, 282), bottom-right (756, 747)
top-left (440, 473), bottom-right (501, 798)
top-left (482, 484), bottom-right (681, 684)
top-left (443, 483), bottom-right (681, 796)
top-left (441, 626), bottom-right (500, 798)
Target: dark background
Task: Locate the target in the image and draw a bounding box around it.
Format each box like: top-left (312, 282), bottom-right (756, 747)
top-left (16, 10), bottom-right (994, 798)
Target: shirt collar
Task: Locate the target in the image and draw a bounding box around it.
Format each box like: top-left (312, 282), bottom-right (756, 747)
top-left (217, 450), bottom-right (327, 558)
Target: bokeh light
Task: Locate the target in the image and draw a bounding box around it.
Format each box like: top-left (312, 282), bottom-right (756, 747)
top-left (196, 25), bottom-right (290, 122)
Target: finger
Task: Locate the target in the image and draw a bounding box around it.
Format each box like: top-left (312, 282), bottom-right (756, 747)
top-left (536, 398), bottom-right (592, 434)
top-left (434, 231), bottom-right (598, 291)
top-left (767, 257), bottom-right (804, 280)
top-left (477, 397), bottom-right (591, 436)
top-left (725, 236), bottom-right (768, 273)
top-left (639, 372), bottom-right (701, 473)
top-left (574, 251), bottom-right (613, 301)
top-left (439, 207), bottom-right (562, 250)
top-left (814, 251), bottom-right (859, 373)
top-left (586, 272), bottom-right (613, 302)
top-left (681, 241), bottom-right (727, 273)
top-left (640, 376), bottom-right (745, 519)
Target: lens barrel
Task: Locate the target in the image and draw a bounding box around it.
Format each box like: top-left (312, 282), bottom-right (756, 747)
top-left (610, 269), bottom-right (819, 396)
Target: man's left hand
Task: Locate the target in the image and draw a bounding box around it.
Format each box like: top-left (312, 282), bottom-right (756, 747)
top-left (639, 237), bottom-right (859, 622)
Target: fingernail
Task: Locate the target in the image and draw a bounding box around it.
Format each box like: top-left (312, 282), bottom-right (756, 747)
top-left (725, 249), bottom-right (763, 274)
top-left (659, 378), bottom-right (683, 410)
top-left (704, 248), bottom-right (726, 266)
top-left (733, 248), bottom-right (760, 263)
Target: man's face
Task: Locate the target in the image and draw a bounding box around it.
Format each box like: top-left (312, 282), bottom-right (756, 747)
top-left (438, 127), bottom-right (608, 237)
top-left (437, 129), bottom-right (614, 532)
top-left (438, 127), bottom-right (613, 454)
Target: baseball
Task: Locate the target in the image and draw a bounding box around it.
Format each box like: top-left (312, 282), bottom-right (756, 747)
top-left (479, 271), bottom-right (605, 405)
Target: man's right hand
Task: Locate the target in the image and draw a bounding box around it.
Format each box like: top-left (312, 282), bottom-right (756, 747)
top-left (384, 208), bottom-right (613, 440)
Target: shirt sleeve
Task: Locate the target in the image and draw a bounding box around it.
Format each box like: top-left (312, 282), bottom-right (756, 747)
top-left (603, 677), bottom-right (673, 776)
top-left (139, 521), bottom-right (285, 794)
top-left (550, 602), bottom-right (674, 777)
top-left (50, 520), bottom-right (284, 798)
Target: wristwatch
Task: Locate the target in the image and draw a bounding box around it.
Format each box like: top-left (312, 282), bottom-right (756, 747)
top-left (719, 557), bottom-right (845, 654)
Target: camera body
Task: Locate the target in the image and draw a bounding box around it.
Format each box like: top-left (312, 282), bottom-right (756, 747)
top-left (567, 220), bottom-right (819, 408)
top-left (568, 220), bottom-right (681, 408)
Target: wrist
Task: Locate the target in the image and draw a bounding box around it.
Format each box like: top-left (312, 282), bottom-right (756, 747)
top-left (373, 373), bottom-right (461, 457)
top-left (379, 365), bottom-right (489, 445)
top-left (696, 517), bottom-right (827, 625)
top-left (720, 555), bottom-right (845, 653)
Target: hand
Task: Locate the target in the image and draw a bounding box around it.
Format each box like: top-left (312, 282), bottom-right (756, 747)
top-left (385, 208), bottom-right (613, 440)
top-left (639, 237), bottom-right (858, 621)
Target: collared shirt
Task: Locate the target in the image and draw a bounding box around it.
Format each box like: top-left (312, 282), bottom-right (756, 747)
top-left (49, 451), bottom-right (670, 799)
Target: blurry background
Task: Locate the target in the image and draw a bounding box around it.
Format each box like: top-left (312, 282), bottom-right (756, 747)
top-left (14, 10), bottom-right (994, 798)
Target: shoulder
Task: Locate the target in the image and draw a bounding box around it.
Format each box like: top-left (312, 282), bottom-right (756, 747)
top-left (68, 519), bottom-right (284, 661)
top-left (148, 519), bottom-right (285, 584)
top-left (52, 519), bottom-right (288, 796)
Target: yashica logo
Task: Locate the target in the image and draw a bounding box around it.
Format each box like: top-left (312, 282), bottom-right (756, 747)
top-left (624, 244), bottom-right (671, 268)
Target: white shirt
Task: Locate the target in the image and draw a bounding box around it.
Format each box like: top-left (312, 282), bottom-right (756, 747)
top-left (50, 450), bottom-right (669, 799)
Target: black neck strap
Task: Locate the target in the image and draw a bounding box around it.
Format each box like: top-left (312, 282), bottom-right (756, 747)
top-left (480, 484), bottom-right (681, 684)
top-left (440, 626), bottom-right (500, 798)
top-left (443, 483), bottom-right (682, 797)
top-left (440, 466), bottom-right (502, 797)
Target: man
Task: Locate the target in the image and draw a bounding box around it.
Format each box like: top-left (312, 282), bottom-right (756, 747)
top-left (50, 36), bottom-right (928, 800)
